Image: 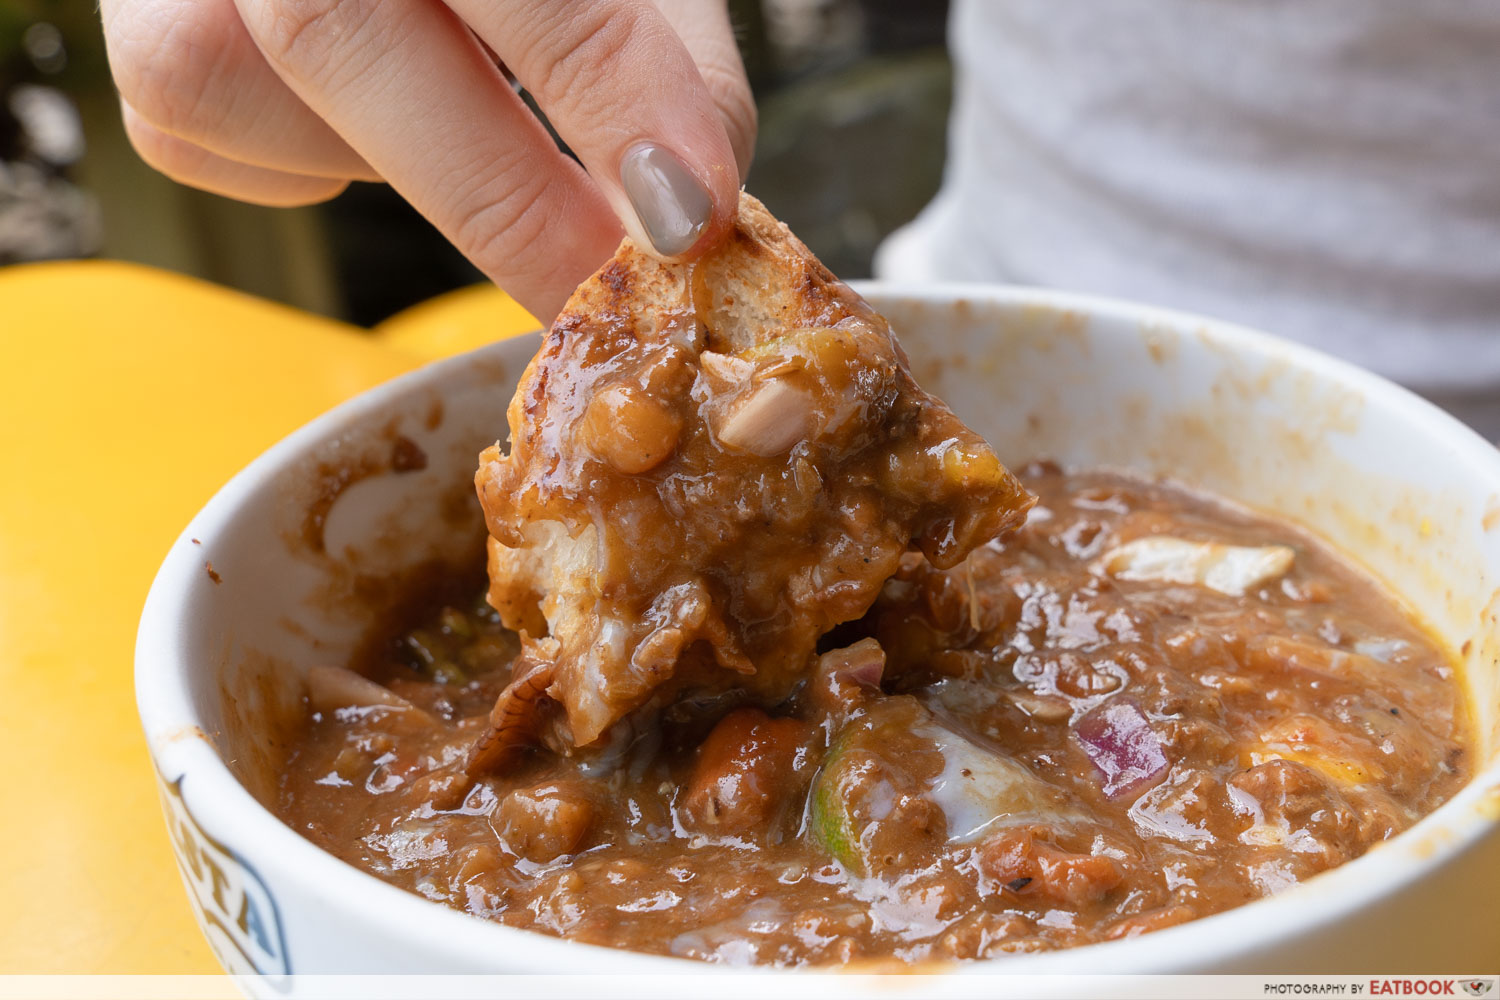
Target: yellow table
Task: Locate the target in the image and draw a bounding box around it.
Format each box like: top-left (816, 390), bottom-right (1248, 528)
top-left (8, 263), bottom-right (1493, 976)
top-left (0, 262), bottom-right (533, 972)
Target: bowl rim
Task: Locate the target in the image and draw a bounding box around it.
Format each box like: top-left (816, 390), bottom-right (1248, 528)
top-left (136, 280), bottom-right (1500, 976)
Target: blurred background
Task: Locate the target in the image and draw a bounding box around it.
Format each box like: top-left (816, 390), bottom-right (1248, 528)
top-left (0, 0), bottom-right (951, 326)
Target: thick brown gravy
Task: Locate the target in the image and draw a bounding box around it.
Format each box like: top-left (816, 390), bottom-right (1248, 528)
top-left (276, 465), bottom-right (1472, 965)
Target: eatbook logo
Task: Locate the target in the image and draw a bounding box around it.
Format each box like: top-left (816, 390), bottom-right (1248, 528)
top-left (1461, 982), bottom-right (1495, 998)
top-left (159, 774), bottom-right (291, 985)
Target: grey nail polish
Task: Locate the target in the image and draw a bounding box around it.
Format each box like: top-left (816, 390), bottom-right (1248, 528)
top-left (620, 143), bottom-right (712, 256)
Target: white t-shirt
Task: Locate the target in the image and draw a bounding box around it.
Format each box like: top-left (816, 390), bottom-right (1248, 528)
top-left (876, 0), bottom-right (1500, 435)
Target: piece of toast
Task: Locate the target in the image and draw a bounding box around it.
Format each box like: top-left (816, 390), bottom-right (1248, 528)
top-left (468, 193), bottom-right (1033, 773)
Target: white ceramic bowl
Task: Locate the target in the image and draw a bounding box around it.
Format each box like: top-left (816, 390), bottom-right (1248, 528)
top-left (137, 285), bottom-right (1500, 986)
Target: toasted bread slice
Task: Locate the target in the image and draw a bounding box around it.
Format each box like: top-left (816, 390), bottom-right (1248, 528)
top-left (469, 193), bottom-right (1032, 773)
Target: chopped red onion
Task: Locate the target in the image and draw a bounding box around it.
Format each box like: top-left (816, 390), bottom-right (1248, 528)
top-left (843, 657), bottom-right (884, 690)
top-left (821, 638), bottom-right (885, 690)
top-left (1073, 698), bottom-right (1169, 798)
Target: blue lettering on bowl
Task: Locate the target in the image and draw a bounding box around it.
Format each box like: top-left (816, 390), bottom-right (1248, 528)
top-left (158, 773), bottom-right (292, 986)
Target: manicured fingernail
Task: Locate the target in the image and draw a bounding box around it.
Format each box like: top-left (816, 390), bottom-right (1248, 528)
top-left (620, 143), bottom-right (712, 256)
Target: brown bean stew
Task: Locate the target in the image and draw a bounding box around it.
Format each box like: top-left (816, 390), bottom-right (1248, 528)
top-left (278, 466), bottom-right (1473, 965)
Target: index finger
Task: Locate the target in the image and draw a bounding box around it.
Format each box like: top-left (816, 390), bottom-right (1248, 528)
top-left (445, 0), bottom-right (743, 259)
top-left (232, 0), bottom-right (624, 321)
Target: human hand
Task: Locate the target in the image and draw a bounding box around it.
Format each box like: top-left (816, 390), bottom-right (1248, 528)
top-left (100, 0), bottom-right (756, 321)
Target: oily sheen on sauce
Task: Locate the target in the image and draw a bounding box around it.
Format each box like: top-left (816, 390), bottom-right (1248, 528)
top-left (276, 465), bottom-right (1472, 965)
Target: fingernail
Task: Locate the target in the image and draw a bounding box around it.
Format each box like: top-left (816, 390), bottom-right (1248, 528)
top-left (620, 143), bottom-right (713, 256)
